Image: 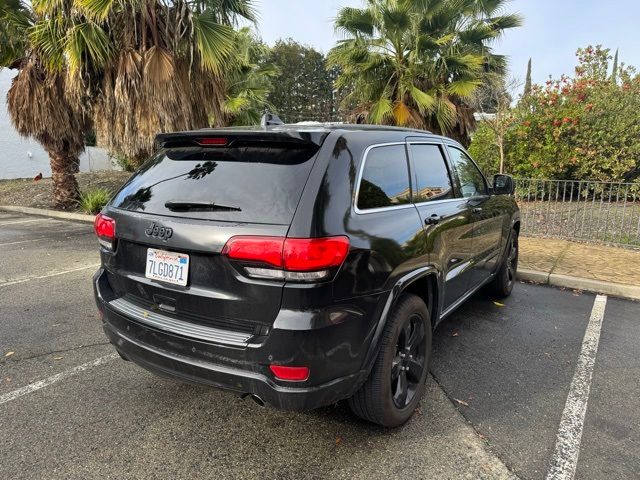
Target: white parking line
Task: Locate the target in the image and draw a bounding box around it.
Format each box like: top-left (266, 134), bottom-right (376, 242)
top-left (0, 238), bottom-right (44, 247)
top-left (0, 264), bottom-right (100, 287)
top-left (0, 218), bottom-right (49, 226)
top-left (546, 294), bottom-right (608, 480)
top-left (0, 353), bottom-right (118, 406)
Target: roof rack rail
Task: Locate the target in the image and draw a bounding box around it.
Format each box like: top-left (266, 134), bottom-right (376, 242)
top-left (260, 113), bottom-right (284, 127)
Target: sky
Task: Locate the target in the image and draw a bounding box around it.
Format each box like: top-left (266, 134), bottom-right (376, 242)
top-left (252, 0), bottom-right (640, 85)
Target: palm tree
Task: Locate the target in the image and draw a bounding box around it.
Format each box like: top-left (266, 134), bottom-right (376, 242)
top-left (83, 0), bottom-right (257, 165)
top-left (215, 27), bottom-right (279, 126)
top-left (328, 0), bottom-right (521, 141)
top-left (1, 0), bottom-right (87, 208)
top-left (1, 0), bottom-right (256, 207)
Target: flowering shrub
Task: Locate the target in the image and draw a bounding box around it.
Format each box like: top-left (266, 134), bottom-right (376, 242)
top-left (470, 46), bottom-right (640, 182)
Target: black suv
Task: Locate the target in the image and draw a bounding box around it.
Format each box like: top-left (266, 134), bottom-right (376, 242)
top-left (93, 123), bottom-right (519, 427)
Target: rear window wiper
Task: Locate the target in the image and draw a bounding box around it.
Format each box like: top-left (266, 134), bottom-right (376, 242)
top-left (164, 201), bottom-right (242, 212)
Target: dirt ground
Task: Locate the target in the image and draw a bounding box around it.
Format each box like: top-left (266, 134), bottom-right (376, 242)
top-left (0, 171), bottom-right (131, 211)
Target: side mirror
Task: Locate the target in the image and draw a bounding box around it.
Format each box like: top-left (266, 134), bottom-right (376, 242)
top-left (493, 174), bottom-right (514, 195)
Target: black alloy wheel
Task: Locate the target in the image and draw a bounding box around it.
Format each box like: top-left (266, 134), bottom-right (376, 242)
top-left (391, 314), bottom-right (426, 409)
top-left (506, 232), bottom-right (519, 288)
top-left (348, 293), bottom-right (432, 427)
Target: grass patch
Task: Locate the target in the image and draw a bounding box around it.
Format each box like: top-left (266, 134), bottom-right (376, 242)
top-left (79, 187), bottom-right (112, 214)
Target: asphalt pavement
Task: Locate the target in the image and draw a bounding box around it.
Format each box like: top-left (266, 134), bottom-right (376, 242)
top-left (1, 211), bottom-right (638, 479)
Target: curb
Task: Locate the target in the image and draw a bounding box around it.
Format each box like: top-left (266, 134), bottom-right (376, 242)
top-left (0, 205), bottom-right (94, 223)
top-left (516, 268), bottom-right (549, 285)
top-left (517, 268), bottom-right (640, 301)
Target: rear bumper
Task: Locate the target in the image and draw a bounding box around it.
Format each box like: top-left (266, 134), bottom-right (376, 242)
top-left (102, 317), bottom-right (363, 411)
top-left (94, 268), bottom-right (375, 411)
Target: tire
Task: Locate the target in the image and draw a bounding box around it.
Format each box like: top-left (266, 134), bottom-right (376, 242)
top-left (348, 293), bottom-right (432, 427)
top-left (487, 228), bottom-right (519, 298)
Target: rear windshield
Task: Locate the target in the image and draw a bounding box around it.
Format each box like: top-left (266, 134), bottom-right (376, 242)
top-left (110, 143), bottom-right (321, 225)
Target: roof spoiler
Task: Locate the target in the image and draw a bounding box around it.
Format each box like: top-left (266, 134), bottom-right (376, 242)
top-left (155, 130), bottom-right (328, 149)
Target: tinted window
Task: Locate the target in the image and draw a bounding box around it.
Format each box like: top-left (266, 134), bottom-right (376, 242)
top-left (410, 144), bottom-right (453, 202)
top-left (447, 146), bottom-right (487, 198)
top-left (110, 144), bottom-right (320, 225)
top-left (357, 145), bottom-right (411, 210)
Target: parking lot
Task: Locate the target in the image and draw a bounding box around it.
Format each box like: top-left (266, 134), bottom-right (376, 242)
top-left (1, 211), bottom-right (638, 479)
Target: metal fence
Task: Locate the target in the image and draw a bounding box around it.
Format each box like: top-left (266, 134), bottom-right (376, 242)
top-left (514, 179), bottom-right (640, 248)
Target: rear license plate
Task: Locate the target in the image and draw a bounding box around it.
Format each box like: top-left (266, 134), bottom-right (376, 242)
top-left (145, 248), bottom-right (189, 286)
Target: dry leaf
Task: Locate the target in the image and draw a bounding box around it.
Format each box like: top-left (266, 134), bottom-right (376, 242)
top-left (414, 407), bottom-right (422, 416)
top-left (454, 398), bottom-right (469, 407)
top-left (4, 351), bottom-right (14, 358)
top-left (335, 436), bottom-right (342, 445)
top-left (493, 301), bottom-right (505, 307)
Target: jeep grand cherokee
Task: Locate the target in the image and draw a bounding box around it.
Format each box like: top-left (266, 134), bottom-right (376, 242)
top-left (93, 123), bottom-right (519, 427)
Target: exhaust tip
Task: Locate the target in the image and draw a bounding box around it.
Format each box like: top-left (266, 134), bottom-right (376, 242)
top-left (250, 394), bottom-right (265, 407)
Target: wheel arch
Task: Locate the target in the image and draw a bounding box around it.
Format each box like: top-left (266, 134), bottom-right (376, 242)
top-left (360, 267), bottom-right (441, 376)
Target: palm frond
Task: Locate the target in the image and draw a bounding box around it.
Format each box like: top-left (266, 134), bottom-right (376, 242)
top-left (392, 100), bottom-right (412, 125)
top-left (29, 18), bottom-right (66, 71)
top-left (335, 7), bottom-right (376, 37)
top-left (75, 0), bottom-right (115, 20)
top-left (65, 21), bottom-right (113, 74)
top-left (192, 9), bottom-right (235, 73)
top-left (447, 78), bottom-right (482, 97)
top-left (369, 96), bottom-right (393, 123)
top-left (410, 85), bottom-right (435, 113)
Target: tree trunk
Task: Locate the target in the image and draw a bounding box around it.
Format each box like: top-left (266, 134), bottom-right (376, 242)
top-left (498, 139), bottom-right (505, 174)
top-left (49, 150), bottom-right (80, 209)
top-left (209, 74), bottom-right (229, 127)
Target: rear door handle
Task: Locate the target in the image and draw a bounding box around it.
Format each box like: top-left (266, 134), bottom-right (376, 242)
top-left (472, 207), bottom-right (483, 214)
top-left (425, 214), bottom-right (442, 225)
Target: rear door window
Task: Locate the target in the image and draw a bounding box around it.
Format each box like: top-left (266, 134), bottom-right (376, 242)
top-left (357, 145), bottom-right (411, 210)
top-left (410, 144), bottom-right (454, 203)
top-left (110, 143), bottom-right (321, 225)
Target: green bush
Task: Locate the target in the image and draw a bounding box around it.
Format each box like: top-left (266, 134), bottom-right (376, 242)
top-left (470, 45), bottom-right (640, 182)
top-left (79, 188), bottom-right (112, 214)
top-left (112, 153), bottom-right (137, 172)
top-left (468, 123), bottom-right (501, 177)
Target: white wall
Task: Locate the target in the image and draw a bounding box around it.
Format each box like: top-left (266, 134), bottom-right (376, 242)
top-left (0, 69), bottom-right (117, 180)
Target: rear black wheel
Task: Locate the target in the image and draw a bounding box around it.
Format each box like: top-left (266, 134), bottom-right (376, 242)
top-left (487, 228), bottom-right (519, 298)
top-left (348, 293), bottom-right (432, 427)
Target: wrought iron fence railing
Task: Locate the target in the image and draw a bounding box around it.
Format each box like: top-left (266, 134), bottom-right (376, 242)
top-left (513, 178), bottom-right (640, 248)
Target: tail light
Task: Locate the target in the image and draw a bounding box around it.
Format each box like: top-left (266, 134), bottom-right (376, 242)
top-left (270, 365), bottom-right (310, 381)
top-left (94, 213), bottom-right (116, 250)
top-left (222, 236), bottom-right (349, 282)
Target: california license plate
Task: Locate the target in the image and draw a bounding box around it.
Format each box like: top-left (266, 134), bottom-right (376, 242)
top-left (145, 248), bottom-right (189, 286)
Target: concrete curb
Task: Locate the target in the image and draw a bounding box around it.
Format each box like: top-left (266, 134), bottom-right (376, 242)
top-left (0, 205), bottom-right (94, 223)
top-left (516, 268), bottom-right (549, 285)
top-left (517, 268), bottom-right (640, 301)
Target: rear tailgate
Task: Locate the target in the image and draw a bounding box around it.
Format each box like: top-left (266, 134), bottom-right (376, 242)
top-left (101, 131), bottom-right (327, 334)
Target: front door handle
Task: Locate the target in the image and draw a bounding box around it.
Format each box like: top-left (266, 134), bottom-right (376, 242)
top-left (472, 207), bottom-right (483, 215)
top-left (425, 214), bottom-right (442, 225)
